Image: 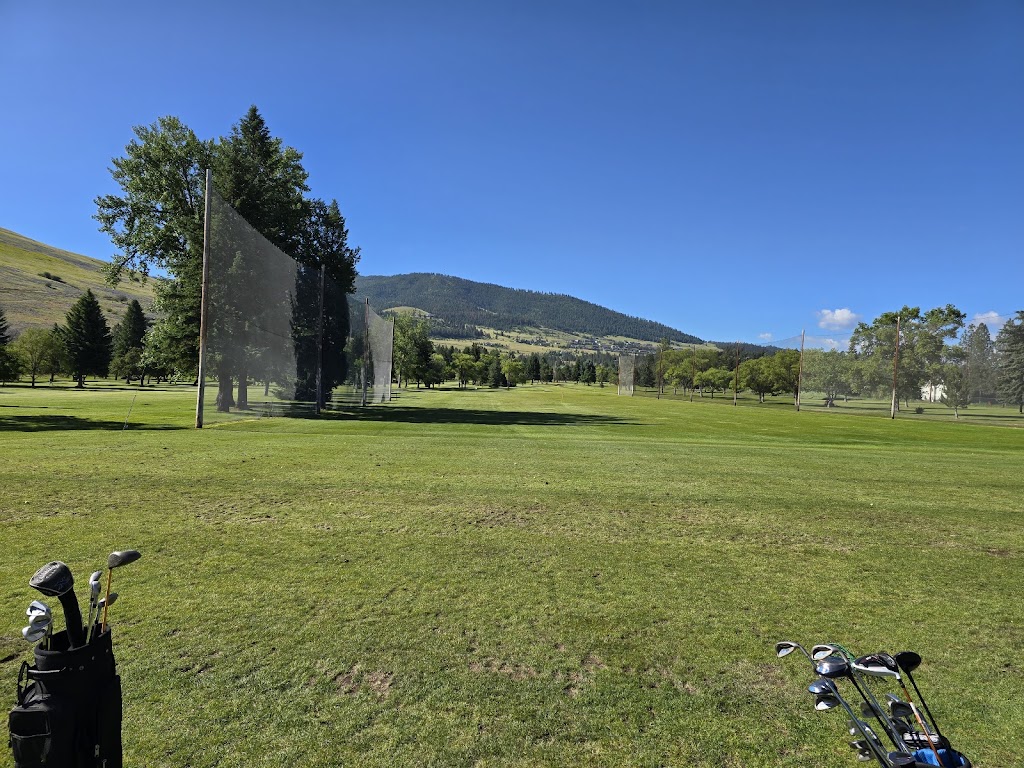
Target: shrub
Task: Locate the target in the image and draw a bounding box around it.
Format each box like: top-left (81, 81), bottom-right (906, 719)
top-left (914, 406), bottom-right (925, 414)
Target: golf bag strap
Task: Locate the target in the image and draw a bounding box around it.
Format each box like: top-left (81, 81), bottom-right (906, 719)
top-left (16, 661), bottom-right (29, 705)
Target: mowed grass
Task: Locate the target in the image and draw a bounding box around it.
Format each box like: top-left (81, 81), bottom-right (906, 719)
top-left (0, 381), bottom-right (1021, 767)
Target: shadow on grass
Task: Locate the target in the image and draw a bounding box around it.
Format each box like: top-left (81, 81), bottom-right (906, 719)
top-left (0, 414), bottom-right (186, 432)
top-left (321, 405), bottom-right (638, 427)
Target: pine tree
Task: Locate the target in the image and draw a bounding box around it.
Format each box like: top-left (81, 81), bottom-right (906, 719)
top-left (64, 290), bottom-right (112, 387)
top-left (996, 312), bottom-right (1024, 413)
top-left (0, 303), bottom-right (10, 346)
top-left (111, 300), bottom-right (149, 382)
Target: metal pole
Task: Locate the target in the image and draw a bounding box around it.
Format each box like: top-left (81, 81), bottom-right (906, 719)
top-left (690, 344), bottom-right (696, 402)
top-left (314, 263), bottom-right (325, 415)
top-left (195, 168), bottom-right (213, 429)
top-left (891, 315), bottom-right (901, 419)
top-left (360, 298), bottom-right (369, 406)
top-left (796, 329), bottom-right (805, 412)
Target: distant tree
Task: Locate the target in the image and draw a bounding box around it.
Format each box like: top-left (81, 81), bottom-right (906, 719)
top-left (595, 363), bottom-right (612, 387)
top-left (695, 367), bottom-right (733, 398)
top-left (64, 290), bottom-right (112, 387)
top-left (581, 359), bottom-right (597, 385)
top-left (996, 312), bottom-right (1024, 413)
top-left (802, 349), bottom-right (854, 406)
top-left (0, 304), bottom-right (17, 384)
top-left (539, 357), bottom-right (553, 382)
top-left (111, 299), bottom-right (149, 383)
top-left (45, 324), bottom-right (69, 382)
top-left (393, 314), bottom-right (433, 387)
top-left (769, 349), bottom-right (801, 403)
top-left (488, 355), bottom-right (507, 388)
top-left (963, 323), bottom-right (996, 402)
top-left (526, 353), bottom-right (541, 383)
top-left (501, 355), bottom-right (526, 388)
top-left (739, 357), bottom-right (774, 402)
top-left (0, 304), bottom-right (10, 345)
top-left (939, 346), bottom-right (971, 419)
top-left (13, 328), bottom-right (62, 387)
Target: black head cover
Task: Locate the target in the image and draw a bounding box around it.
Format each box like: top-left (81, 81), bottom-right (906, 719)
top-left (893, 651), bottom-right (922, 673)
top-left (107, 550), bottom-right (142, 569)
top-left (29, 561), bottom-right (74, 596)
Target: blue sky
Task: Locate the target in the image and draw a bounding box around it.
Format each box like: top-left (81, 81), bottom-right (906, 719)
top-left (2, 1), bottom-right (1021, 344)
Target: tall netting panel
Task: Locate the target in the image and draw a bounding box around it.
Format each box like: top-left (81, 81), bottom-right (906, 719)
top-left (618, 353), bottom-right (635, 396)
top-left (367, 305), bottom-right (394, 403)
top-left (201, 188), bottom-right (305, 423)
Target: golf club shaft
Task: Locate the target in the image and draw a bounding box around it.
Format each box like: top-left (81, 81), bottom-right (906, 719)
top-left (101, 569), bottom-right (112, 634)
top-left (897, 679), bottom-right (943, 766)
top-left (905, 669), bottom-right (944, 741)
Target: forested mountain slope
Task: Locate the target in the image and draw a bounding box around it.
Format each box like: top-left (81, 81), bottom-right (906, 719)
top-left (354, 273), bottom-right (702, 344)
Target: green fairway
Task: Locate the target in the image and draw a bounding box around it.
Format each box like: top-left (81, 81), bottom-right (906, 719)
top-left (1, 382), bottom-right (1021, 767)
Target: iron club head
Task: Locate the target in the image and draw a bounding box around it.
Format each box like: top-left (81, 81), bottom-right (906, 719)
top-left (22, 625), bottom-right (47, 643)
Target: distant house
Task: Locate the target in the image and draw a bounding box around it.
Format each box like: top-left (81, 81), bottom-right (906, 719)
top-left (921, 383), bottom-right (946, 402)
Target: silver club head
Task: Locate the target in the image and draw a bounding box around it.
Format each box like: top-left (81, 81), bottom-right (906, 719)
top-left (28, 613), bottom-right (51, 629)
top-left (22, 625), bottom-right (47, 643)
top-left (97, 592), bottom-right (118, 611)
top-left (27, 600), bottom-right (50, 618)
top-left (811, 643), bottom-right (840, 660)
top-left (775, 640), bottom-right (805, 658)
top-left (89, 570), bottom-right (103, 594)
top-left (815, 693), bottom-right (841, 711)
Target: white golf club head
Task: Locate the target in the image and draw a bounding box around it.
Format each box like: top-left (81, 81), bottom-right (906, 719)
top-left (22, 625), bottom-right (47, 643)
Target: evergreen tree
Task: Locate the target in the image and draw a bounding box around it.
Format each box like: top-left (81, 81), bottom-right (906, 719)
top-left (64, 290), bottom-right (112, 387)
top-left (581, 360), bottom-right (597, 385)
top-left (0, 303), bottom-right (10, 345)
top-left (0, 304), bottom-right (16, 384)
top-left (964, 322), bottom-right (996, 402)
top-left (996, 312), bottom-right (1024, 413)
top-left (526, 353), bottom-right (541, 383)
top-left (111, 300), bottom-right (149, 382)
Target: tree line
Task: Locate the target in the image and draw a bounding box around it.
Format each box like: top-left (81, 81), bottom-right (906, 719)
top-left (634, 305), bottom-right (1024, 416)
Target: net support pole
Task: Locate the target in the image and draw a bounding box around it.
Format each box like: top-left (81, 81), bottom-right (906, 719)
top-left (890, 315), bottom-right (901, 419)
top-left (360, 298), bottom-right (369, 407)
top-left (733, 343), bottom-right (739, 406)
top-left (796, 329), bottom-right (805, 412)
top-left (690, 344), bottom-right (696, 402)
top-left (195, 168), bottom-right (213, 429)
top-left (314, 263), bottom-right (325, 416)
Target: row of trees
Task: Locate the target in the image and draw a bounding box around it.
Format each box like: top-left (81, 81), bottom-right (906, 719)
top-left (636, 305), bottom-right (1024, 416)
top-left (0, 295), bottom-right (155, 388)
top-left (95, 106), bottom-right (360, 410)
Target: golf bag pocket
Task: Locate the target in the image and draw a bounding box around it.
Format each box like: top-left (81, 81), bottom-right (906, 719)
top-left (8, 684), bottom-right (77, 767)
top-left (96, 674), bottom-right (122, 767)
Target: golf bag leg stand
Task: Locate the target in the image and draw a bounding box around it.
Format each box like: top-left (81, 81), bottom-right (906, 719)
top-left (7, 628), bottom-right (122, 768)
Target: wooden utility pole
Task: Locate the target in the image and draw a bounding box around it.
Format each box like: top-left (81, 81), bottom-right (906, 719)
top-left (360, 298), bottom-right (369, 407)
top-left (195, 168), bottom-right (213, 429)
top-left (890, 315), bottom-right (902, 419)
top-left (314, 263), bottom-right (325, 415)
top-left (796, 329), bottom-right (805, 412)
top-left (733, 343), bottom-right (739, 406)
top-left (690, 344), bottom-right (696, 402)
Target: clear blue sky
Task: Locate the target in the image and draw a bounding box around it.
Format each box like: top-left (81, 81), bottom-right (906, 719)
top-left (2, 1), bottom-right (1021, 344)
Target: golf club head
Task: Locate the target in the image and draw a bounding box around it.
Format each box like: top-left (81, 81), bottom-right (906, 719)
top-left (893, 651), bottom-right (922, 674)
top-left (808, 678), bottom-right (833, 695)
top-left (811, 643), bottom-right (839, 661)
top-left (775, 640), bottom-right (802, 658)
top-left (887, 699), bottom-right (915, 720)
top-left (89, 570), bottom-right (103, 594)
top-left (814, 693), bottom-right (840, 711)
top-left (855, 749), bottom-right (873, 762)
top-left (107, 550), bottom-right (142, 570)
top-left (853, 654), bottom-right (900, 679)
top-left (29, 561), bottom-right (74, 597)
top-left (815, 655), bottom-right (851, 679)
top-left (97, 592), bottom-right (119, 610)
top-left (22, 625), bottom-right (47, 643)
top-left (847, 718), bottom-right (874, 737)
top-left (26, 600), bottom-right (50, 618)
top-left (859, 700), bottom-right (883, 719)
top-left (28, 613), bottom-right (51, 629)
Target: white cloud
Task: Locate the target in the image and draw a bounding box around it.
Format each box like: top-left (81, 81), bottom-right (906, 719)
top-left (817, 308), bottom-right (861, 331)
top-left (971, 311), bottom-right (1007, 330)
top-left (758, 332), bottom-right (773, 341)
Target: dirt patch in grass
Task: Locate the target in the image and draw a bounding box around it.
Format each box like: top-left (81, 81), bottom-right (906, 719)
top-left (333, 664), bottom-right (394, 698)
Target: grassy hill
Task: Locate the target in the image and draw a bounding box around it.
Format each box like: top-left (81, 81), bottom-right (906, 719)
top-left (0, 227), bottom-right (158, 333)
top-left (354, 273), bottom-right (703, 353)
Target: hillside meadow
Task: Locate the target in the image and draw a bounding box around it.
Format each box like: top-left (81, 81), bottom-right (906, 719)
top-left (0, 381), bottom-right (1021, 767)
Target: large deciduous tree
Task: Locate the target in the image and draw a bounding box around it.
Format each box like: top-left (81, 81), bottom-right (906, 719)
top-left (12, 328), bottom-right (62, 387)
top-left (64, 290), bottom-right (112, 387)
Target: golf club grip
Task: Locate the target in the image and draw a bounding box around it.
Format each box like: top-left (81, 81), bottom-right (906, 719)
top-left (59, 591), bottom-right (85, 647)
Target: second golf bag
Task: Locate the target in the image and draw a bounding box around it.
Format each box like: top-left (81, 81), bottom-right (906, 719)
top-left (7, 628), bottom-right (121, 768)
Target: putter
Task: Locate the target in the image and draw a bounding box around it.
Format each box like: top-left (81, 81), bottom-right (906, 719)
top-left (30, 561), bottom-right (85, 648)
top-left (101, 550), bottom-right (141, 634)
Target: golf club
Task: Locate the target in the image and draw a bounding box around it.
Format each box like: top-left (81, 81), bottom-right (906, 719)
top-left (29, 561), bottom-right (85, 647)
top-left (84, 570), bottom-right (103, 643)
top-left (815, 644), bottom-right (909, 755)
top-left (894, 651), bottom-right (945, 742)
top-left (816, 654), bottom-right (907, 754)
top-left (22, 625), bottom-right (47, 644)
top-left (809, 678), bottom-right (889, 766)
top-left (776, 640), bottom-right (814, 665)
top-left (101, 550), bottom-right (141, 634)
top-left (854, 654), bottom-right (943, 766)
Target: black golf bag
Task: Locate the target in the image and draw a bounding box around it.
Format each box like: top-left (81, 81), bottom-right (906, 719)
top-left (8, 628), bottom-right (122, 767)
